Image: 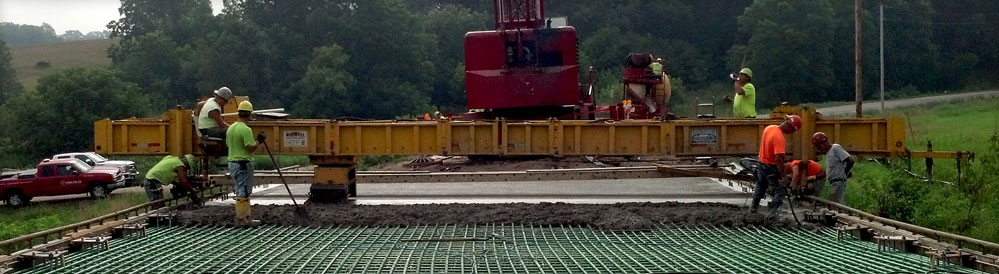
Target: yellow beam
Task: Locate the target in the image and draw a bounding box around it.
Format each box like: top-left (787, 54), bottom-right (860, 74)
top-left (95, 106), bottom-right (956, 160)
top-left (903, 151), bottom-right (974, 160)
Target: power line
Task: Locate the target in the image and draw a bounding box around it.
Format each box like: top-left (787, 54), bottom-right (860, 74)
top-left (884, 19), bottom-right (999, 25)
top-left (881, 5), bottom-right (999, 25)
top-left (882, 5), bottom-right (999, 16)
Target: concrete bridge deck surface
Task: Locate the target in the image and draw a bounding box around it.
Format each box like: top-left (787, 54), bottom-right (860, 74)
top-left (208, 177), bottom-right (751, 205)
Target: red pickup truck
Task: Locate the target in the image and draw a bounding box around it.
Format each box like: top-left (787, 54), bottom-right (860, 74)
top-left (1, 158), bottom-right (127, 208)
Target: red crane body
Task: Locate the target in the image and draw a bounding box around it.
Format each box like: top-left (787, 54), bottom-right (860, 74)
top-left (462, 0), bottom-right (667, 120)
top-left (464, 0), bottom-right (582, 118)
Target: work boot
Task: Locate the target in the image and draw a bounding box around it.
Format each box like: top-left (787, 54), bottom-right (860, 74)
top-left (767, 207), bottom-right (780, 218)
top-left (234, 197), bottom-right (259, 227)
top-left (238, 219), bottom-right (262, 227)
top-left (750, 205), bottom-right (758, 213)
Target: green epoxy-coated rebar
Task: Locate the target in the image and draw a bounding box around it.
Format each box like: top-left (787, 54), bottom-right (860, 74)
top-left (16, 225), bottom-right (986, 274)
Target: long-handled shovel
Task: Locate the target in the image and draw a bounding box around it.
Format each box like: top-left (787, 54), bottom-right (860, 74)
top-left (260, 139), bottom-right (309, 219)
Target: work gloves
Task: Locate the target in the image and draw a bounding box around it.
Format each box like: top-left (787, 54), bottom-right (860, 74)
top-left (171, 184), bottom-right (203, 207)
top-left (256, 132), bottom-right (266, 142)
top-left (187, 192), bottom-right (203, 206)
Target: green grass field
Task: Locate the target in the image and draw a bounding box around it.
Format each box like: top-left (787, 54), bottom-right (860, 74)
top-left (0, 191), bottom-right (148, 242)
top-left (841, 97), bottom-right (999, 243)
top-left (0, 154), bottom-right (312, 242)
top-left (9, 39), bottom-right (113, 92)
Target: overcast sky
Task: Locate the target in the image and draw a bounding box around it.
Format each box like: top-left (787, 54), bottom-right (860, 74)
top-left (0, 0), bottom-right (224, 34)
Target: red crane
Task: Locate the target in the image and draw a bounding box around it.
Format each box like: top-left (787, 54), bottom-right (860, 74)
top-left (462, 0), bottom-right (668, 120)
top-left (463, 0), bottom-right (588, 120)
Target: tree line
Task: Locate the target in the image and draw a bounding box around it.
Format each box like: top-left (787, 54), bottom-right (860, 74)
top-left (0, 22), bottom-right (110, 46)
top-left (0, 0), bottom-right (997, 166)
top-left (100, 0), bottom-right (999, 113)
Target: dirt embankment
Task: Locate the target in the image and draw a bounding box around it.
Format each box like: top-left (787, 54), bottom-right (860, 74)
top-left (178, 202), bottom-right (809, 230)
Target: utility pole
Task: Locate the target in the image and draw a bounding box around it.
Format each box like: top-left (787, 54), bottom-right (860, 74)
top-left (855, 0), bottom-right (864, 118)
top-left (880, 4), bottom-right (885, 117)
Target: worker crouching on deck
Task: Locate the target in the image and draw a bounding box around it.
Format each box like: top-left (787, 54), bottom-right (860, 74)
top-left (227, 100), bottom-right (264, 227)
top-left (144, 154), bottom-right (201, 205)
top-left (785, 160), bottom-right (826, 196)
top-left (751, 115), bottom-right (802, 214)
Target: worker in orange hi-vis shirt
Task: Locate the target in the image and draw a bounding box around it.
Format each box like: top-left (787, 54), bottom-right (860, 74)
top-left (750, 115), bottom-right (802, 214)
top-left (785, 160), bottom-right (826, 196)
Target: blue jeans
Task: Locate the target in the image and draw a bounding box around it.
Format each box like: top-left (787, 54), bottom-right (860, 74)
top-left (143, 179), bottom-right (163, 201)
top-left (811, 178), bottom-right (826, 197)
top-left (229, 161), bottom-right (254, 198)
top-left (829, 179), bottom-right (847, 204)
top-left (751, 164), bottom-right (785, 212)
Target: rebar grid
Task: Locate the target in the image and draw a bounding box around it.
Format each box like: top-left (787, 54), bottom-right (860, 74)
top-left (17, 225), bottom-right (983, 274)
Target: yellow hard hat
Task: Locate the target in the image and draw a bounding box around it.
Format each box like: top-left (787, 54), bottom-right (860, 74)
top-left (238, 101), bottom-right (253, 112)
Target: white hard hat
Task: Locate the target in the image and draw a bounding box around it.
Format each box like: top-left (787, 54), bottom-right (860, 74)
top-left (214, 87), bottom-right (234, 101)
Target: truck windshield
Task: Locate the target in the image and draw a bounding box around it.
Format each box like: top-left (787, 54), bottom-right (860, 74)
top-left (71, 161), bottom-right (93, 173)
top-left (87, 153), bottom-right (108, 163)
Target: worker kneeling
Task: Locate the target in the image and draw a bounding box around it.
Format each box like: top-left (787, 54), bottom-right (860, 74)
top-left (144, 154), bottom-right (201, 205)
top-left (785, 160), bottom-right (826, 196)
top-left (228, 101), bottom-right (264, 227)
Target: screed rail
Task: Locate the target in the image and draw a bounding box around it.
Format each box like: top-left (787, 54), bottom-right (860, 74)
top-left (0, 184), bottom-right (232, 257)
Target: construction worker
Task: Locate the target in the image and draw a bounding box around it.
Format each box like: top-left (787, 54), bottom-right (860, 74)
top-left (227, 100), bottom-right (264, 226)
top-left (785, 160), bottom-right (826, 196)
top-left (650, 58), bottom-right (664, 78)
top-left (750, 115), bottom-right (802, 214)
top-left (811, 132), bottom-right (855, 204)
top-left (731, 68), bottom-right (756, 118)
top-left (197, 87), bottom-right (234, 139)
top-left (144, 154), bottom-right (201, 204)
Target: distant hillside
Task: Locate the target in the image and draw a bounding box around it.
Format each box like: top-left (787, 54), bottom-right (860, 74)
top-left (9, 39), bottom-right (113, 91)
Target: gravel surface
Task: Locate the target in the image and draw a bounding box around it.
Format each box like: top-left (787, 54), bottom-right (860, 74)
top-left (178, 202), bottom-right (811, 230)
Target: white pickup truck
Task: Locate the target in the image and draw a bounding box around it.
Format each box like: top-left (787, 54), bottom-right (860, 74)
top-left (52, 152), bottom-right (139, 186)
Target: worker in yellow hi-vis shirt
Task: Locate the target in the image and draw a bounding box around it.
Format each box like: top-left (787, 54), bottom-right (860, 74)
top-left (649, 58), bottom-right (664, 78)
top-left (731, 68), bottom-right (756, 118)
top-left (227, 100), bottom-right (265, 227)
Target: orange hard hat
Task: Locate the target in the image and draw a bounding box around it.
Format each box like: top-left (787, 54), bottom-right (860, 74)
top-left (811, 132), bottom-right (828, 146)
top-left (786, 115), bottom-right (803, 131)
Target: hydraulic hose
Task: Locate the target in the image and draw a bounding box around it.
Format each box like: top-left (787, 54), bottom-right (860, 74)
top-left (786, 192), bottom-right (802, 227)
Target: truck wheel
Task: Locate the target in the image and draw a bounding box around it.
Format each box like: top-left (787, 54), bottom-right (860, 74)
top-left (4, 190), bottom-right (28, 208)
top-left (89, 183), bottom-right (109, 199)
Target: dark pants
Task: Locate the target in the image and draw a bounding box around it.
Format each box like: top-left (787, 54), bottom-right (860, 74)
top-left (751, 164), bottom-right (785, 212)
top-left (143, 179), bottom-right (163, 202)
top-left (200, 127), bottom-right (226, 139)
top-left (170, 183), bottom-right (193, 199)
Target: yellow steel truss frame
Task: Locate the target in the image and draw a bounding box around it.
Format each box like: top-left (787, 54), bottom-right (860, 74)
top-left (93, 106), bottom-right (961, 161)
